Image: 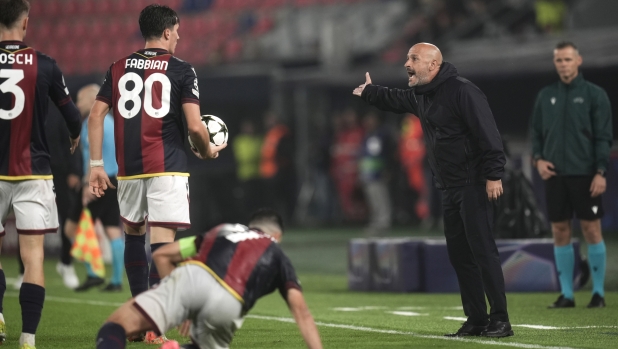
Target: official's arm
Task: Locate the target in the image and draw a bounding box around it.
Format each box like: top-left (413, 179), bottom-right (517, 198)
top-left (591, 89), bottom-right (613, 172)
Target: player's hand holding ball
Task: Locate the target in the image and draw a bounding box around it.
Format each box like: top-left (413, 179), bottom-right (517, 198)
top-left (189, 115), bottom-right (228, 159)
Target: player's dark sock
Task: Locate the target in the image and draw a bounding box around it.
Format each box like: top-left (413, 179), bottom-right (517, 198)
top-left (60, 230), bottom-right (73, 265)
top-left (96, 322), bottom-right (126, 349)
top-left (124, 233), bottom-right (148, 297)
top-left (149, 243), bottom-right (167, 288)
top-left (0, 269), bottom-right (6, 313)
top-left (19, 283), bottom-right (45, 334)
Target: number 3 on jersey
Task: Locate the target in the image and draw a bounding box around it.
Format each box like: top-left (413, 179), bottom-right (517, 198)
top-left (118, 72), bottom-right (171, 119)
top-left (0, 69), bottom-right (25, 120)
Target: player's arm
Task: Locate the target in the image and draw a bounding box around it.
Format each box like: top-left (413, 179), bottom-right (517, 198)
top-left (152, 236), bottom-right (200, 279)
top-left (183, 103), bottom-right (227, 159)
top-left (287, 289), bottom-right (323, 349)
top-left (88, 100), bottom-right (115, 197)
top-left (49, 60), bottom-right (81, 154)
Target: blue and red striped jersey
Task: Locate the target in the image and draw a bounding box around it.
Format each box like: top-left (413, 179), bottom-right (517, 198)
top-left (0, 41), bottom-right (81, 180)
top-left (96, 49), bottom-right (200, 179)
top-left (188, 224), bottom-right (301, 313)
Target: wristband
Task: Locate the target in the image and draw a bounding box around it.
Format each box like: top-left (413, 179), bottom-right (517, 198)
top-left (90, 159), bottom-right (104, 168)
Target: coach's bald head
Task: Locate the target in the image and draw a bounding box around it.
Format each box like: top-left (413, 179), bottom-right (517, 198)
top-left (405, 43), bottom-right (443, 87)
top-left (76, 84), bottom-right (100, 118)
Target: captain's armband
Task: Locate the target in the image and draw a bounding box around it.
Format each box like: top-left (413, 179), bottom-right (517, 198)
top-left (179, 236), bottom-right (198, 259)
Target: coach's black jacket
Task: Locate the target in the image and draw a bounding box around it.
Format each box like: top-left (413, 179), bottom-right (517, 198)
top-left (361, 62), bottom-right (505, 189)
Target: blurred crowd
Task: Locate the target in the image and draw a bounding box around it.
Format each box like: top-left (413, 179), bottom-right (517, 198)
top-left (382, 0), bottom-right (570, 64)
top-left (227, 109), bottom-right (441, 235)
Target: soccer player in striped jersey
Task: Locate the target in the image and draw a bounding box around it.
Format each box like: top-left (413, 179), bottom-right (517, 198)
top-left (0, 1), bottom-right (82, 348)
top-left (87, 4), bottom-right (225, 344)
top-left (96, 209), bottom-right (323, 349)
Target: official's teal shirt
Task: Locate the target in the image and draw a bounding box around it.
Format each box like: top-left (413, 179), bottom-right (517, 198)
top-left (530, 74), bottom-right (612, 175)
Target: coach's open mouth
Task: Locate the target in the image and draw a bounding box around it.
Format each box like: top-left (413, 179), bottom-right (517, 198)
top-left (407, 71), bottom-right (415, 78)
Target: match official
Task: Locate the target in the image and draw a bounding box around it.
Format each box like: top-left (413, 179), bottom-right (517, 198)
top-left (530, 41), bottom-right (612, 309)
top-left (354, 43), bottom-right (512, 338)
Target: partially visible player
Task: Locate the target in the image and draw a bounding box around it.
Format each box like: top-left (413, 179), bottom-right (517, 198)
top-left (95, 209), bottom-right (323, 349)
top-left (87, 4), bottom-right (225, 344)
top-left (0, 1), bottom-right (81, 348)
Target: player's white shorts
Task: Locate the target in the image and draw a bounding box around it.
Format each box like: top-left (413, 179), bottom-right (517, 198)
top-left (134, 264), bottom-right (244, 349)
top-left (117, 176), bottom-right (190, 230)
top-left (0, 179), bottom-right (59, 236)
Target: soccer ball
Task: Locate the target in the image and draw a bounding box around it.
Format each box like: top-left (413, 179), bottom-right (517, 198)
top-left (188, 115), bottom-right (228, 150)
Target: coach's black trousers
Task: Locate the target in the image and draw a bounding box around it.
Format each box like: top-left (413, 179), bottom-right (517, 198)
top-left (442, 184), bottom-right (509, 325)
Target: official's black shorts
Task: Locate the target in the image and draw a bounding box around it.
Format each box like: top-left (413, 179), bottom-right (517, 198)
top-left (545, 175), bottom-right (604, 222)
top-left (68, 177), bottom-right (120, 227)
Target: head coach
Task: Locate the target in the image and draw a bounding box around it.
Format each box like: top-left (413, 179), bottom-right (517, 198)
top-left (353, 43), bottom-right (512, 338)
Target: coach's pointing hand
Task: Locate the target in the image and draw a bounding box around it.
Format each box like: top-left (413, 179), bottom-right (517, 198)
top-left (486, 179), bottom-right (503, 201)
top-left (353, 72), bottom-right (372, 96)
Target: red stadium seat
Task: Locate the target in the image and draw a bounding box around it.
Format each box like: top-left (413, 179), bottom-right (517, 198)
top-left (53, 22), bottom-right (71, 39)
top-left (70, 20), bottom-right (89, 41)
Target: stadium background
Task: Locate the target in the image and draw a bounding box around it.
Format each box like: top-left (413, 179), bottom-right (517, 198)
top-left (1, 1), bottom-right (618, 347)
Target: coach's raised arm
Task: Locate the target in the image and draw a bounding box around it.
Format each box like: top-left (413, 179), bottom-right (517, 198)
top-left (354, 43), bottom-right (512, 338)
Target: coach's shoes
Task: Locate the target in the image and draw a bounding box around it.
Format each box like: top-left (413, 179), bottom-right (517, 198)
top-left (56, 262), bottom-right (79, 289)
top-left (482, 320), bottom-right (514, 338)
top-left (75, 276), bottom-right (105, 292)
top-left (444, 322), bottom-right (486, 337)
top-left (587, 293), bottom-right (606, 308)
top-left (548, 295), bottom-right (575, 308)
top-left (144, 331), bottom-right (169, 344)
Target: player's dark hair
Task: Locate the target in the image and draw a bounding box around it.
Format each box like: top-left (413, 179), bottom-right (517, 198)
top-left (0, 0), bottom-right (30, 29)
top-left (555, 41), bottom-right (578, 51)
top-left (249, 208), bottom-right (284, 234)
top-left (138, 4), bottom-right (180, 41)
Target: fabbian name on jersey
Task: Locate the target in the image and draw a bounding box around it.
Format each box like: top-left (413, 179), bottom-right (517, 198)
top-left (124, 58), bottom-right (168, 71)
top-left (0, 52), bottom-right (33, 65)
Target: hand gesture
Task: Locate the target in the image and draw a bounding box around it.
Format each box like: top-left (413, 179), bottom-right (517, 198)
top-left (486, 179), bottom-right (503, 201)
top-left (353, 72), bottom-right (372, 96)
top-left (536, 159), bottom-right (556, 180)
top-left (70, 136), bottom-right (80, 154)
top-left (590, 174), bottom-right (606, 197)
top-left (89, 166), bottom-right (115, 198)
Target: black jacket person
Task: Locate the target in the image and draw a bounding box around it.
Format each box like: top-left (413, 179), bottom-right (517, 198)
top-left (354, 43), bottom-right (512, 338)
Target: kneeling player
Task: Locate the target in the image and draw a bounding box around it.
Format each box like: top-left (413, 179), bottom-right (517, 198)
top-left (95, 209), bottom-right (323, 349)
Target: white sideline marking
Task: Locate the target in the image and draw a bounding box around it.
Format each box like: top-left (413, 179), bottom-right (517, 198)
top-left (332, 306), bottom-right (386, 311)
top-left (443, 317), bottom-right (618, 330)
top-left (387, 311), bottom-right (428, 316)
top-left (248, 315), bottom-right (578, 349)
top-left (5, 293), bottom-right (122, 307)
top-left (5, 293), bottom-right (609, 347)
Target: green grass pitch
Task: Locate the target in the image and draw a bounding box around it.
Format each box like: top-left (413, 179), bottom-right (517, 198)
top-left (0, 227), bottom-right (616, 348)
